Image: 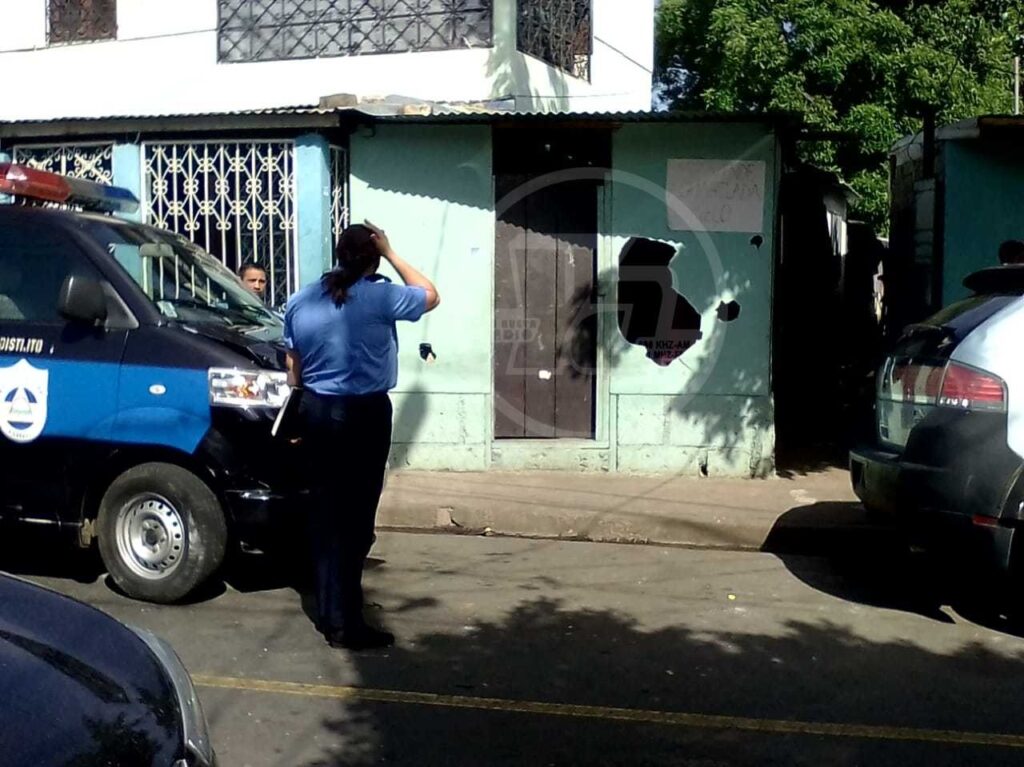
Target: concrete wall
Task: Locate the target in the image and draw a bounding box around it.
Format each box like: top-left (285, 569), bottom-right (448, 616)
top-left (608, 123), bottom-right (779, 477)
top-left (9, 117), bottom-right (777, 477)
top-left (349, 120), bottom-right (778, 476)
top-left (493, 0), bottom-right (655, 113)
top-left (349, 125), bottom-right (495, 470)
top-left (941, 140), bottom-right (1024, 304)
top-left (0, 0), bottom-right (652, 120)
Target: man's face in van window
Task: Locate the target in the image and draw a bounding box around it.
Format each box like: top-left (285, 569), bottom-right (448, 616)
top-left (241, 267), bottom-right (268, 298)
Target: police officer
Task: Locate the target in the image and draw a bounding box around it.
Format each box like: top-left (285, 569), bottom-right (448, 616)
top-left (283, 221), bottom-right (439, 650)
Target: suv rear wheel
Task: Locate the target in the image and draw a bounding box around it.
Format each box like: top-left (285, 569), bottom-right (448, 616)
top-left (96, 463), bottom-right (227, 603)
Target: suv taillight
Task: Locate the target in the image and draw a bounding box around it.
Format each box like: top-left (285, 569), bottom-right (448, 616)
top-left (938, 362), bottom-right (1007, 413)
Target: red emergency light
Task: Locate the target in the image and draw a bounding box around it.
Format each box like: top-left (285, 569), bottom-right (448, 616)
top-left (0, 163), bottom-right (139, 214)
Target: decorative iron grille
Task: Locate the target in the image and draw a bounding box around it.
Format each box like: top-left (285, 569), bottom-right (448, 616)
top-left (47, 0), bottom-right (117, 45)
top-left (143, 142), bottom-right (298, 308)
top-left (218, 0), bottom-right (493, 62)
top-left (517, 0), bottom-right (591, 80)
top-left (12, 143), bottom-right (114, 184)
top-left (330, 145), bottom-right (349, 244)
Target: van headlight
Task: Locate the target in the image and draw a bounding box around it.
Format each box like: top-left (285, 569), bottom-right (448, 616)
top-left (208, 368), bottom-right (289, 408)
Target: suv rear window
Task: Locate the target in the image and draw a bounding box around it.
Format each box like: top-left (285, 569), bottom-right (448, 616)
top-left (897, 295), bottom-right (1017, 360)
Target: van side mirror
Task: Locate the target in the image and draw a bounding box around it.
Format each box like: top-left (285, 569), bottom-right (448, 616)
top-left (58, 275), bottom-right (108, 325)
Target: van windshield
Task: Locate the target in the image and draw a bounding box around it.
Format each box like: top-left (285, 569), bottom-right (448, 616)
top-left (83, 219), bottom-right (283, 334)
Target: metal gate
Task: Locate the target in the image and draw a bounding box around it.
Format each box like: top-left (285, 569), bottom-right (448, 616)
top-left (143, 141), bottom-right (298, 308)
top-left (330, 144), bottom-right (349, 245)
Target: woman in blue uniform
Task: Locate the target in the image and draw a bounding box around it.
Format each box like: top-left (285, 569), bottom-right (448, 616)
top-left (284, 221), bottom-right (440, 650)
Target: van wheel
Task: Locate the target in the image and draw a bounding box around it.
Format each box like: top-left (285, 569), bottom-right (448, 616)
top-left (96, 463), bottom-right (227, 604)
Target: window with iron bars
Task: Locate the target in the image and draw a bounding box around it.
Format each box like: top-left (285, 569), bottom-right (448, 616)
top-left (8, 144), bottom-right (114, 211)
top-left (218, 0), bottom-right (493, 63)
top-left (517, 0), bottom-right (591, 81)
top-left (47, 0), bottom-right (117, 45)
top-left (12, 144), bottom-right (114, 185)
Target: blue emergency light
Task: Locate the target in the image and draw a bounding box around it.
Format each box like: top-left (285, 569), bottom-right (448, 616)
top-left (0, 163), bottom-right (140, 214)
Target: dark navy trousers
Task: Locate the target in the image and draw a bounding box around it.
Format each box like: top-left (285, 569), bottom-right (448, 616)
top-left (296, 390), bottom-right (392, 633)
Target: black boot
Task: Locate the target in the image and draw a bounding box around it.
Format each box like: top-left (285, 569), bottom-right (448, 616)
top-left (326, 626), bottom-right (395, 650)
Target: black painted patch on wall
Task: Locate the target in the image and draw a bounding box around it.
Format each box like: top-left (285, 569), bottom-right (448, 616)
top-left (616, 237), bottom-right (702, 366)
top-left (717, 300), bottom-right (741, 323)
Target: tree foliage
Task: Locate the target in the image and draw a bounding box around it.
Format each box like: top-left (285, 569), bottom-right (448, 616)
top-left (657, 0), bottom-right (1024, 229)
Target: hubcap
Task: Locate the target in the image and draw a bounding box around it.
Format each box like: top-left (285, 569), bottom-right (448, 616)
top-left (115, 494), bottom-right (186, 580)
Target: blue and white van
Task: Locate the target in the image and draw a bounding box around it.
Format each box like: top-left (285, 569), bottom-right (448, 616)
top-left (0, 164), bottom-right (294, 602)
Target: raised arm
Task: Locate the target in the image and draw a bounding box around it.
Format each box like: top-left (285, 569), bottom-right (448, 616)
top-left (365, 220), bottom-right (441, 312)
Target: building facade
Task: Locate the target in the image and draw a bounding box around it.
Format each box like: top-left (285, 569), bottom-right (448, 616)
top-left (1, 110), bottom-right (783, 476)
top-left (891, 116), bottom-right (1024, 315)
top-left (0, 2), bottom-right (789, 477)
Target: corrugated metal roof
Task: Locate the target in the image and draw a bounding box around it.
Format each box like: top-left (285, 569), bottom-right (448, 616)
top-left (0, 104), bottom-right (331, 124)
top-left (0, 104), bottom-right (797, 139)
top-left (374, 108), bottom-right (794, 125)
top-left (0, 105), bottom-right (341, 138)
top-left (890, 114), bottom-right (1024, 155)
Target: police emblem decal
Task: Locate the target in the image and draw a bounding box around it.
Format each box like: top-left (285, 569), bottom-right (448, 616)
top-left (0, 359), bottom-right (49, 444)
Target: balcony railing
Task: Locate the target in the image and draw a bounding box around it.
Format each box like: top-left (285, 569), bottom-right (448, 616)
top-left (218, 0), bottom-right (494, 63)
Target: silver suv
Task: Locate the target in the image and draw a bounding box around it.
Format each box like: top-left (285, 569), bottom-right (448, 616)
top-left (851, 266), bottom-right (1024, 571)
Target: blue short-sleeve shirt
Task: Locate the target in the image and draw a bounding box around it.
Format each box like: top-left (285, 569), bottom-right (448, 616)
top-left (283, 275), bottom-right (427, 396)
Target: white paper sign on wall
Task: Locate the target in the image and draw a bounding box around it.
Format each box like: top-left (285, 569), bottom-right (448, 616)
top-left (666, 159), bottom-right (766, 233)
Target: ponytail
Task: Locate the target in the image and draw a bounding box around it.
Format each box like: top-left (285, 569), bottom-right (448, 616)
top-left (321, 266), bottom-right (361, 306)
top-left (324, 223), bottom-right (380, 306)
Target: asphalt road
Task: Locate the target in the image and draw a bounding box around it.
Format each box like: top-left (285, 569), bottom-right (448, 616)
top-left (7, 529), bottom-right (1024, 766)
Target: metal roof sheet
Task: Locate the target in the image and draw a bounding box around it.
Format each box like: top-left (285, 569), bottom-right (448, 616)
top-left (0, 105), bottom-right (796, 139)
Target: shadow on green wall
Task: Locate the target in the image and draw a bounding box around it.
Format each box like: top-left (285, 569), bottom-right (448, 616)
top-left (564, 242), bottom-right (771, 474)
top-left (356, 133), bottom-right (493, 211)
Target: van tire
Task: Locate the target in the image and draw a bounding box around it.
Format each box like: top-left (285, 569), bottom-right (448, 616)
top-left (96, 463), bottom-right (227, 604)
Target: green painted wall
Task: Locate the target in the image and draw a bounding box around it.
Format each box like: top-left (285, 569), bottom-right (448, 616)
top-left (349, 121), bottom-right (780, 476)
top-left (608, 123), bottom-right (778, 476)
top-left (942, 141), bottom-right (1024, 304)
top-left (350, 125), bottom-right (494, 470)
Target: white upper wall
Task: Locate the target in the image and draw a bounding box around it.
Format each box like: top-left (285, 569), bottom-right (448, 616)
top-left (0, 0), bottom-right (653, 121)
top-left (524, 0), bottom-right (656, 113)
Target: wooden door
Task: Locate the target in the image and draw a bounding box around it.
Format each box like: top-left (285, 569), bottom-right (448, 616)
top-left (494, 176), bottom-right (597, 439)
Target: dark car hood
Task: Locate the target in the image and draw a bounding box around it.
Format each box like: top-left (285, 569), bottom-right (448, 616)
top-left (180, 321), bottom-right (287, 370)
top-left (0, 574), bottom-right (182, 767)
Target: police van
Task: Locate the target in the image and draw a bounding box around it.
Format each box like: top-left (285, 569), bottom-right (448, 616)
top-left (0, 164), bottom-right (293, 603)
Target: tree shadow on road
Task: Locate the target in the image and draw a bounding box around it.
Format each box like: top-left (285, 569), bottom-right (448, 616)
top-left (8, 526), bottom-right (1024, 766)
top-left (295, 595), bottom-right (1024, 767)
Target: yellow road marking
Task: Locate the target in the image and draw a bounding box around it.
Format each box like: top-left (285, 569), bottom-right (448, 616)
top-left (193, 674), bottom-right (1024, 749)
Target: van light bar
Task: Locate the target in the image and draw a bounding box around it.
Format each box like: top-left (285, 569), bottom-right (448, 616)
top-left (0, 163), bottom-right (139, 214)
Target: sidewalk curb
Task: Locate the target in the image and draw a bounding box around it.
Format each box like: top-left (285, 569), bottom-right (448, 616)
top-left (376, 469), bottom-right (869, 554)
